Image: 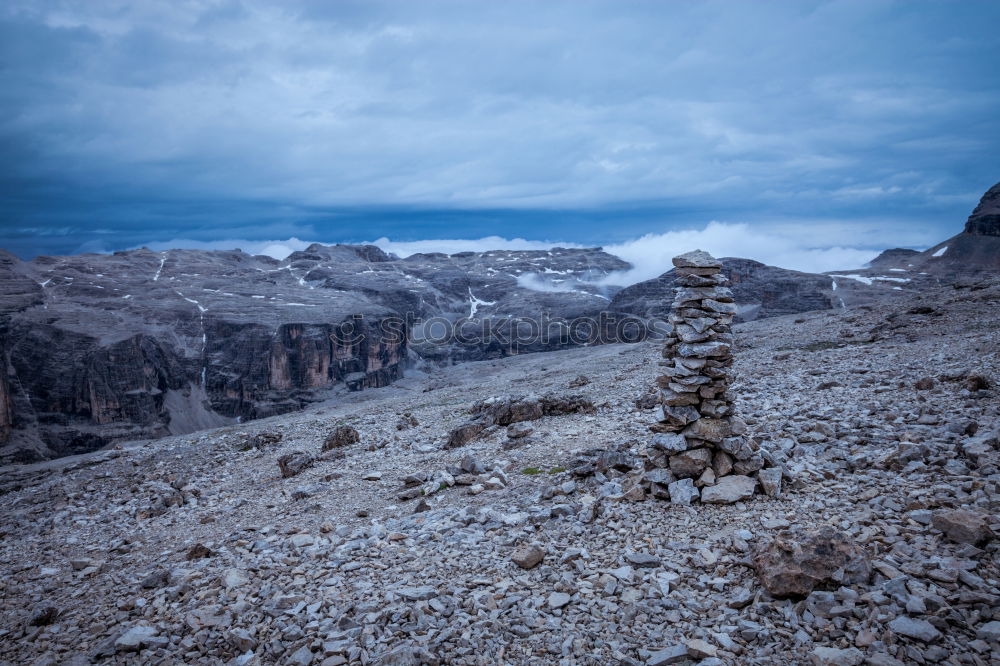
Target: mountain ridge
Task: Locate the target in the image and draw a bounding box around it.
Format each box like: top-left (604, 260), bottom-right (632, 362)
top-left (2, 180), bottom-right (997, 463)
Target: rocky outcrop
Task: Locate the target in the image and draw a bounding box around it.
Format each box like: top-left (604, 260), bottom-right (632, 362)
top-left (611, 257), bottom-right (835, 322)
top-left (867, 248), bottom-right (922, 269)
top-left (445, 394), bottom-right (596, 449)
top-left (964, 181), bottom-right (1000, 236)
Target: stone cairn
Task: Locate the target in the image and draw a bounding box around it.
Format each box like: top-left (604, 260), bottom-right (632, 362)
top-left (652, 250), bottom-right (781, 504)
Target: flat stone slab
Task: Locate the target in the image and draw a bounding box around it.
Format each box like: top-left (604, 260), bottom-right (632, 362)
top-left (672, 250), bottom-right (722, 269)
top-left (700, 474), bottom-right (756, 504)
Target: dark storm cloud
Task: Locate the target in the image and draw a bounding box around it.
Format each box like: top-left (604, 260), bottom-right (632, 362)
top-left (1, 0), bottom-right (999, 258)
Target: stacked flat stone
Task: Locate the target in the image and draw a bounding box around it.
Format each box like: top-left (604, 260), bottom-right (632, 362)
top-left (652, 250), bottom-right (773, 504)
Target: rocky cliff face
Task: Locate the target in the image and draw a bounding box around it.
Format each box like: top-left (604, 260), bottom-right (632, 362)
top-left (0, 244), bottom-right (631, 462)
top-left (0, 247), bottom-right (415, 462)
top-left (609, 258), bottom-right (836, 322)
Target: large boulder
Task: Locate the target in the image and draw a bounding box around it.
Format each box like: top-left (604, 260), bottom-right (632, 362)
top-left (931, 509), bottom-right (994, 545)
top-left (323, 425), bottom-right (360, 450)
top-left (445, 420), bottom-right (488, 449)
top-left (277, 451), bottom-right (315, 478)
top-left (751, 526), bottom-right (871, 598)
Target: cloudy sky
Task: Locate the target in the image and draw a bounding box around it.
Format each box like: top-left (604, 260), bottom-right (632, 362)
top-left (2, 0), bottom-right (998, 269)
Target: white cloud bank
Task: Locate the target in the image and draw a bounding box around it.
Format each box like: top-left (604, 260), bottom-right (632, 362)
top-left (370, 236), bottom-right (584, 257)
top-left (139, 221), bottom-right (892, 285)
top-left (600, 221), bottom-right (882, 285)
top-left (370, 222), bottom-right (884, 284)
top-left (143, 237), bottom-right (316, 259)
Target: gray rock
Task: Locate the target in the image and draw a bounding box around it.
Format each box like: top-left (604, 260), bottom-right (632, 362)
top-left (651, 432), bottom-right (688, 454)
top-left (668, 478), bottom-right (699, 505)
top-left (758, 468), bottom-right (782, 497)
top-left (685, 639), bottom-right (717, 659)
top-left (291, 483), bottom-right (325, 500)
top-left (287, 645), bottom-right (315, 666)
top-left (702, 299), bottom-right (738, 315)
top-left (612, 256), bottom-right (837, 324)
top-left (888, 615), bottom-right (941, 642)
top-left (222, 568), bottom-right (248, 589)
top-left (669, 448), bottom-right (713, 479)
top-left (445, 420), bottom-right (487, 449)
top-left (976, 620), bottom-right (1000, 642)
top-left (680, 418), bottom-right (731, 443)
top-left (642, 644), bottom-right (689, 665)
top-left (547, 592), bottom-right (571, 609)
top-left (114, 625), bottom-right (159, 652)
top-left (673, 250), bottom-right (723, 269)
top-left (139, 570), bottom-right (168, 589)
top-left (289, 533), bottom-right (315, 548)
top-left (727, 588), bottom-right (753, 609)
top-left (397, 586), bottom-right (438, 601)
top-left (718, 436), bottom-right (754, 461)
top-left (677, 341), bottom-right (732, 358)
top-left (374, 643), bottom-right (439, 666)
top-left (608, 565), bottom-right (635, 583)
top-left (625, 551), bottom-right (661, 568)
top-left (733, 453), bottom-right (765, 475)
top-left (511, 544), bottom-right (546, 570)
top-left (228, 628), bottom-right (257, 652)
top-left (700, 475), bottom-right (756, 504)
top-left (643, 468), bottom-right (675, 486)
top-left (506, 423), bottom-right (534, 440)
top-left (810, 646), bottom-right (863, 666)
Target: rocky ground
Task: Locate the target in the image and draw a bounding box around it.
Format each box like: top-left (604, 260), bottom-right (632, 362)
top-left (0, 279), bottom-right (998, 666)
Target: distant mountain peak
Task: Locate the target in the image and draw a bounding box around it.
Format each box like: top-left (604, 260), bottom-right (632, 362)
top-left (964, 181), bottom-right (1000, 237)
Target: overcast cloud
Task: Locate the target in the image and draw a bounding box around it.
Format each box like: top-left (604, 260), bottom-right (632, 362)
top-left (2, 0), bottom-right (998, 261)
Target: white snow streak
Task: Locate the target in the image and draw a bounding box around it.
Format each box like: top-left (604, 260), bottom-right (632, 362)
top-left (153, 253), bottom-right (167, 281)
top-left (468, 288), bottom-right (496, 318)
top-left (177, 291), bottom-right (208, 388)
top-left (829, 274), bottom-right (874, 286)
